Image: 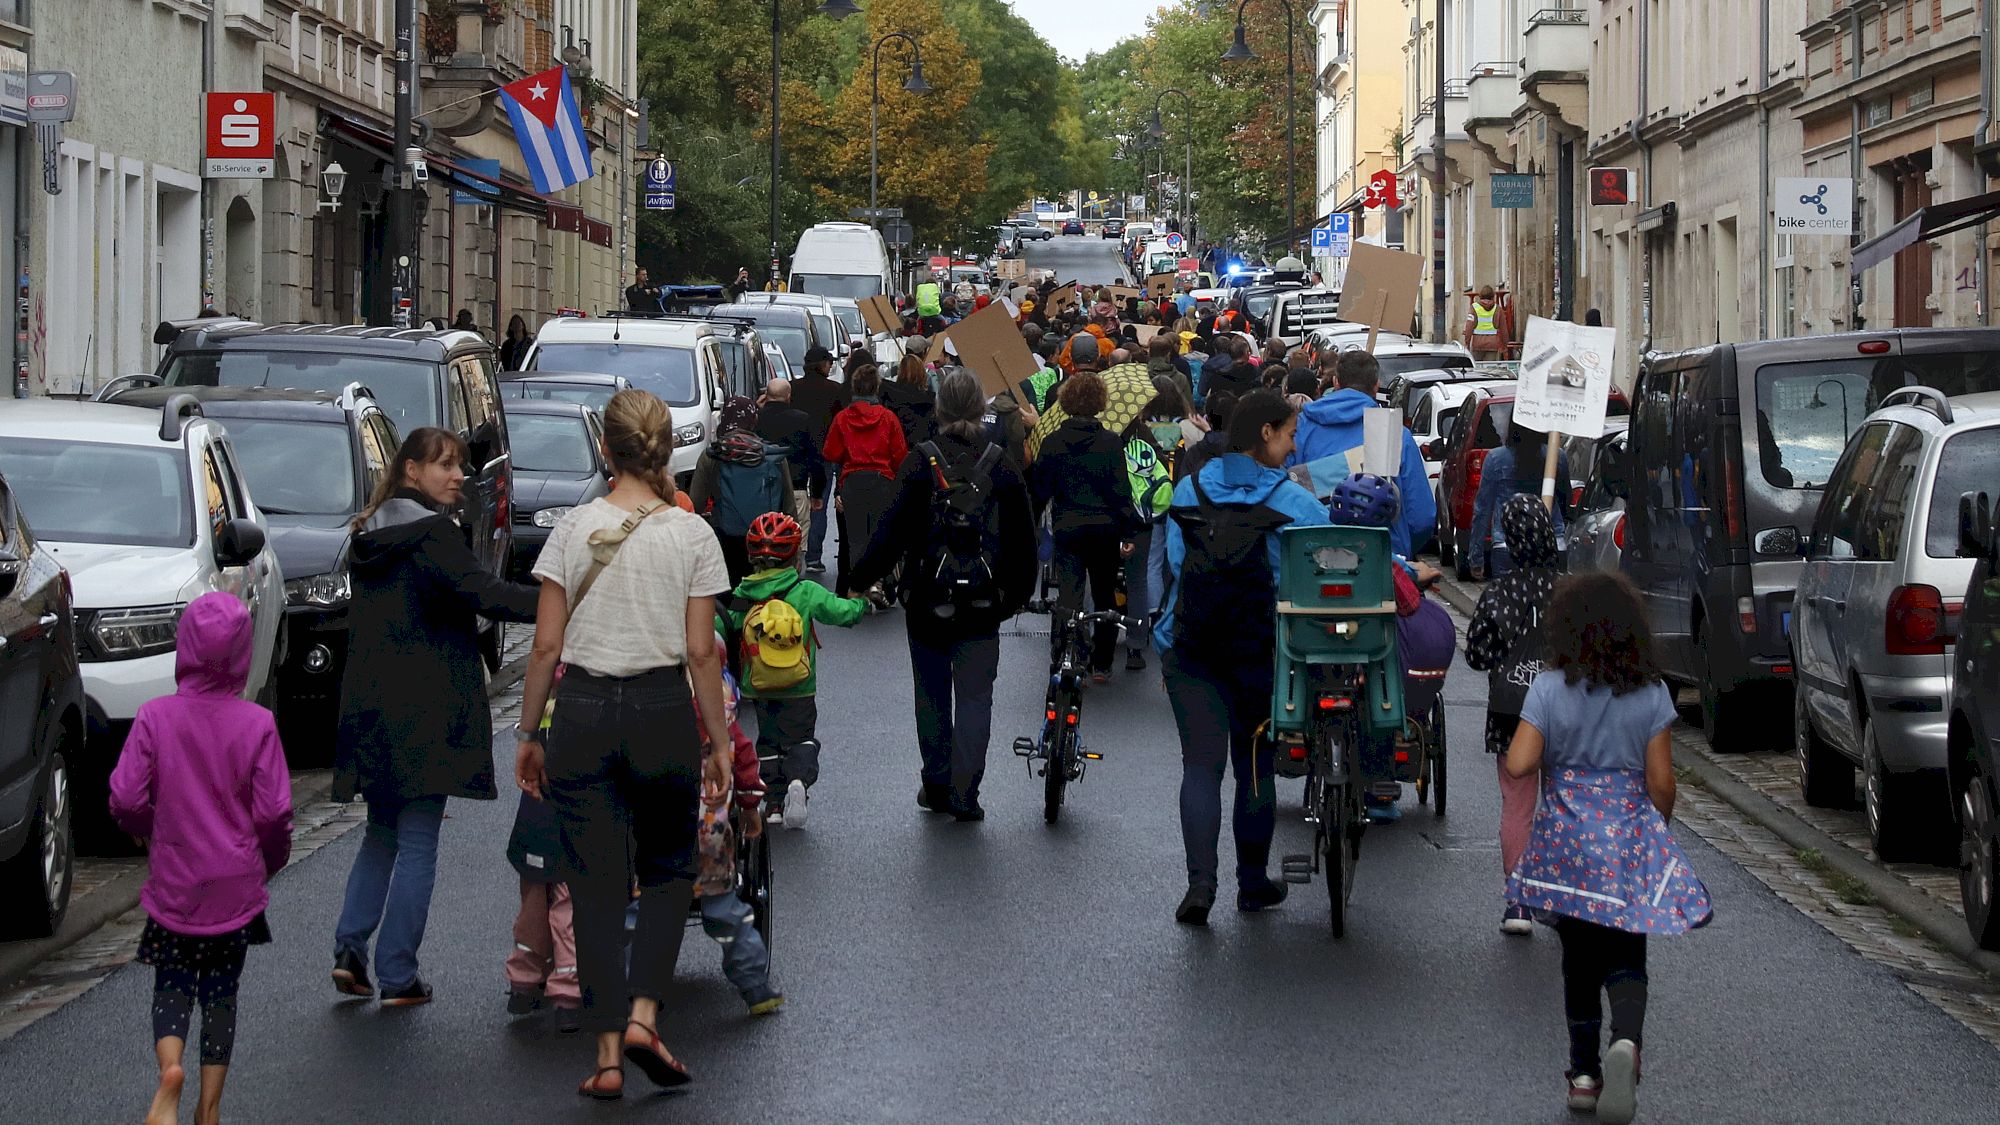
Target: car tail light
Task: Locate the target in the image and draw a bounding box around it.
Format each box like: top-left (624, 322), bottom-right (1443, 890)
top-left (1571, 484), bottom-right (1586, 508)
top-left (1886, 584), bottom-right (1951, 655)
top-left (1612, 514), bottom-right (1626, 550)
top-left (1737, 596), bottom-right (1757, 634)
top-left (1858, 340), bottom-right (1891, 355)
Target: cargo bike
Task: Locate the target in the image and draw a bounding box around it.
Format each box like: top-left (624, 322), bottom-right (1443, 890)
top-left (1266, 524), bottom-right (1446, 937)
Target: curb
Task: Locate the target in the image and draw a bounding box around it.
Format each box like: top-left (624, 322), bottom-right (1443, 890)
top-left (0, 649), bottom-right (533, 990)
top-left (1428, 573), bottom-right (2000, 981)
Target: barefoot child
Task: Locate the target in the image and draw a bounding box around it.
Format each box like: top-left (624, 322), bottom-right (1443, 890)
top-left (109, 593), bottom-right (293, 1125)
top-left (1502, 572), bottom-right (1712, 1125)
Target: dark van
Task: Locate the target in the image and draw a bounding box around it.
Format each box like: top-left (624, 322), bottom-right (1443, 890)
top-left (1620, 329), bottom-right (2000, 750)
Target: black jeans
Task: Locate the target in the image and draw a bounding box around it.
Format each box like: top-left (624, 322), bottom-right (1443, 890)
top-left (1052, 530), bottom-right (1123, 673)
top-left (751, 695), bottom-right (820, 796)
top-left (835, 472), bottom-right (896, 595)
top-left (907, 628), bottom-right (1001, 803)
top-left (547, 666), bottom-right (700, 1034)
top-left (1554, 916), bottom-right (1649, 1077)
top-left (1163, 647), bottom-right (1276, 893)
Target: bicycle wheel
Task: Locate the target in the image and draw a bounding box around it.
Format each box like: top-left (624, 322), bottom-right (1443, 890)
top-left (1429, 695), bottom-right (1449, 818)
top-left (1044, 734), bottom-right (1068, 824)
top-left (1322, 777), bottom-right (1348, 937)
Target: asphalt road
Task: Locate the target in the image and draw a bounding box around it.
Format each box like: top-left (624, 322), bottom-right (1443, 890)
top-left (6, 601), bottom-right (2000, 1121)
top-left (1021, 230), bottom-right (1128, 287)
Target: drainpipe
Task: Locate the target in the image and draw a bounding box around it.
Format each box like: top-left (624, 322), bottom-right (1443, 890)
top-left (1756, 0), bottom-right (1770, 338)
top-left (1848, 5), bottom-right (1864, 331)
top-left (11, 0), bottom-right (26, 396)
top-left (1635, 0), bottom-right (1652, 352)
top-left (202, 0), bottom-right (216, 313)
top-left (1977, 0), bottom-right (1993, 325)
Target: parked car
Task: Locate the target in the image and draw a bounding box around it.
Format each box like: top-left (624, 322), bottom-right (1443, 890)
top-left (1791, 388), bottom-right (2000, 859)
top-left (1409, 380), bottom-right (1508, 499)
top-left (1269, 287), bottom-right (1344, 347)
top-left (504, 400), bottom-right (612, 580)
top-left (1013, 223), bottom-right (1054, 242)
top-left (1563, 421), bottom-right (1631, 576)
top-left (103, 384), bottom-right (401, 765)
top-left (704, 302), bottom-right (823, 381)
top-left (0, 398), bottom-right (284, 852)
top-left (498, 371), bottom-right (632, 414)
top-left (0, 470), bottom-right (83, 937)
top-left (734, 291), bottom-right (850, 362)
top-left (524, 313), bottom-right (747, 483)
top-left (1391, 369), bottom-right (1507, 423)
top-left (1949, 490), bottom-right (2000, 949)
top-left (1101, 218), bottom-right (1126, 239)
top-left (139, 318), bottom-right (514, 670)
top-left (1061, 220), bottom-right (1086, 236)
top-left (1623, 329), bottom-right (2000, 752)
top-left (1434, 385), bottom-right (1627, 579)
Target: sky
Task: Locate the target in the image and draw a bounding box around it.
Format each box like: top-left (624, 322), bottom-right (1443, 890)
top-left (1008, 0), bottom-right (1157, 63)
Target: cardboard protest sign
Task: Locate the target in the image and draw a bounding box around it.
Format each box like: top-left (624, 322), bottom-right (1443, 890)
top-left (1107, 285), bottom-right (1142, 304)
top-left (1044, 282), bottom-right (1080, 317)
top-left (858, 294), bottom-right (900, 336)
top-left (928, 302), bottom-right (1042, 400)
top-left (1145, 272), bottom-right (1177, 300)
top-left (996, 258), bottom-right (1027, 280)
top-left (1512, 316), bottom-right (1618, 439)
top-left (1133, 325), bottom-right (1161, 345)
top-left (1337, 242), bottom-right (1426, 337)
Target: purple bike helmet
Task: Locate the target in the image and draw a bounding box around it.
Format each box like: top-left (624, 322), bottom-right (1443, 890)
top-left (1328, 472), bottom-right (1399, 527)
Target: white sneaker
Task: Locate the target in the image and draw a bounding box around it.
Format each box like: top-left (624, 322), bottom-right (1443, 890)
top-left (1597, 1039), bottom-right (1639, 1124)
top-left (784, 780), bottom-right (808, 830)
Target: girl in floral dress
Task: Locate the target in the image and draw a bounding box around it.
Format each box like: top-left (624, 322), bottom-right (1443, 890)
top-left (1502, 571), bottom-right (1713, 1125)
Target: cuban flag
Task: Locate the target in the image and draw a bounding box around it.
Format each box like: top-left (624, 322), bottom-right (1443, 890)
top-left (499, 65), bottom-right (595, 194)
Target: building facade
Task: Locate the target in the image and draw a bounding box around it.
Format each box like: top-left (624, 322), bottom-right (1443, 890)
top-left (20, 0), bottom-right (637, 396)
top-left (1311, 0), bottom-right (1405, 283)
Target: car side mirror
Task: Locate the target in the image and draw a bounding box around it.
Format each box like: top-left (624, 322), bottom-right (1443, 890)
top-left (1753, 525), bottom-right (1801, 558)
top-left (1422, 439), bottom-right (1443, 460)
top-left (216, 518), bottom-right (266, 568)
top-left (1959, 491), bottom-right (1993, 558)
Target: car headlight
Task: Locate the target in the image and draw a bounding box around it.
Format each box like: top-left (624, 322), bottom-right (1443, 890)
top-left (88, 603), bottom-right (187, 660)
top-left (532, 505), bottom-right (573, 529)
top-left (285, 572), bottom-right (351, 608)
top-left (674, 422), bottom-right (705, 446)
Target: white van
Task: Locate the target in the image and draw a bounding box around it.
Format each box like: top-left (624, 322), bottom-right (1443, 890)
top-left (520, 316), bottom-right (737, 482)
top-left (789, 222), bottom-right (892, 299)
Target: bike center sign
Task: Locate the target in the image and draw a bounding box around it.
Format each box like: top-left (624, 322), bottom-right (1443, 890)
top-left (203, 93), bottom-right (275, 178)
top-left (1774, 176), bottom-right (1852, 236)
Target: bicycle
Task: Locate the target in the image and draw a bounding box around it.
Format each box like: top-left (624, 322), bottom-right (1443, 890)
top-left (1013, 607), bottom-right (1142, 824)
top-left (1281, 666), bottom-right (1371, 938)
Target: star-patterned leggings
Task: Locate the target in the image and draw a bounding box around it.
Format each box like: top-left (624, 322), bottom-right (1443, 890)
top-left (140, 919), bottom-right (258, 1066)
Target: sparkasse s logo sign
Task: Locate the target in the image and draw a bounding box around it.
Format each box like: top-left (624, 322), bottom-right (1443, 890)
top-left (204, 92), bottom-right (275, 179)
top-left (1775, 177), bottom-right (1852, 236)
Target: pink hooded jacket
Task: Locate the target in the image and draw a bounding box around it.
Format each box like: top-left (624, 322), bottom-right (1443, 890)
top-left (109, 592), bottom-right (293, 935)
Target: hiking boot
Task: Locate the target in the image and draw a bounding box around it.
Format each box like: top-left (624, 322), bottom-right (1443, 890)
top-left (1237, 880), bottom-right (1289, 912)
top-left (742, 983), bottom-right (786, 1015)
top-left (331, 949), bottom-right (374, 998)
top-left (1125, 647), bottom-right (1147, 671)
top-left (1175, 885), bottom-right (1215, 926)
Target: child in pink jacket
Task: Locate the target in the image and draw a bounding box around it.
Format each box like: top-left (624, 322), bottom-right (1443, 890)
top-left (109, 592), bottom-right (293, 1125)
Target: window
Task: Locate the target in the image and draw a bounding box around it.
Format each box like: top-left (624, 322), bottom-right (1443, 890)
top-left (1413, 394), bottom-right (1435, 434)
top-left (223, 419), bottom-right (363, 516)
top-left (452, 355), bottom-right (497, 430)
top-left (1926, 427), bottom-right (2000, 557)
top-left (201, 446), bottom-right (230, 540)
top-left (1850, 422), bottom-right (1926, 560)
top-left (0, 440), bottom-right (193, 548)
top-left (358, 412), bottom-right (390, 493)
top-left (1755, 352), bottom-right (2000, 489)
top-left (162, 350), bottom-right (443, 430)
top-left (509, 414), bottom-right (598, 475)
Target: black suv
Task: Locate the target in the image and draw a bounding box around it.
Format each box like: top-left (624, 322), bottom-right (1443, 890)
top-left (105, 385), bottom-right (401, 763)
top-left (131, 319), bottom-right (515, 669)
top-left (1950, 492), bottom-right (2000, 950)
top-left (0, 471), bottom-right (83, 938)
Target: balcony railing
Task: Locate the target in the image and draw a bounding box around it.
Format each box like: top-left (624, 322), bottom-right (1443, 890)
top-left (1528, 6), bottom-right (1587, 25)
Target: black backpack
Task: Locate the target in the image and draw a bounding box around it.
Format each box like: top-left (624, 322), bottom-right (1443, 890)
top-left (1485, 602), bottom-right (1550, 718)
top-left (912, 441), bottom-right (1007, 621)
top-left (1168, 475), bottom-right (1293, 666)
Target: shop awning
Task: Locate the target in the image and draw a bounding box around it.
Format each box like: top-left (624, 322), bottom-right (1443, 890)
top-left (1852, 187), bottom-right (2000, 276)
top-left (545, 202), bottom-right (613, 248)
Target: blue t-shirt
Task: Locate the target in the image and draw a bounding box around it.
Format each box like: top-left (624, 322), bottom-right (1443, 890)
top-left (1519, 672), bottom-right (1676, 771)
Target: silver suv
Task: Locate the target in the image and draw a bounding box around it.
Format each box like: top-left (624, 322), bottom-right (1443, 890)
top-left (1792, 387), bottom-right (2000, 860)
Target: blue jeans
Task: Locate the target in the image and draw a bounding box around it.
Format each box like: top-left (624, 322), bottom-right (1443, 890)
top-left (1145, 516), bottom-right (1170, 625)
top-left (699, 892), bottom-right (772, 995)
top-left (1122, 524), bottom-right (1156, 650)
top-left (334, 794), bottom-right (447, 990)
top-left (808, 490), bottom-right (831, 566)
top-left (1163, 648), bottom-right (1276, 893)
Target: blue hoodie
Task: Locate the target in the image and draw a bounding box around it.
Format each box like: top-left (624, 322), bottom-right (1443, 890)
top-left (1285, 388), bottom-right (1435, 556)
top-left (1158, 452), bottom-right (1331, 650)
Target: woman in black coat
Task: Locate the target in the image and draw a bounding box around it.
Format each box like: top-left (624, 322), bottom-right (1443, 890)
top-left (1028, 371), bottom-right (1142, 681)
top-left (330, 427), bottom-right (539, 1005)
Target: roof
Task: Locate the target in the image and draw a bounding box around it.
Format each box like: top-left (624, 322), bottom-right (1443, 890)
top-left (530, 316), bottom-right (716, 345)
top-left (0, 398), bottom-right (203, 446)
top-left (501, 398), bottom-right (597, 420)
top-left (499, 370), bottom-right (628, 386)
top-left (162, 320), bottom-right (486, 359)
top-left (709, 302), bottom-right (814, 326)
top-left (108, 385), bottom-right (358, 423)
top-left (1870, 389), bottom-right (2000, 431)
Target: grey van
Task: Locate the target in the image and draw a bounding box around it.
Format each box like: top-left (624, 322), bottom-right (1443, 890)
top-left (1793, 389), bottom-right (2000, 859)
top-left (1620, 330), bottom-right (2000, 752)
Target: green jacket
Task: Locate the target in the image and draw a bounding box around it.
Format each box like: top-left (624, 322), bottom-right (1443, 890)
top-left (721, 567), bottom-right (866, 698)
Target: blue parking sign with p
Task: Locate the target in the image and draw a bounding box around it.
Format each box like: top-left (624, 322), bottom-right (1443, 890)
top-left (1311, 226), bottom-right (1332, 251)
top-left (1328, 213), bottom-right (1351, 236)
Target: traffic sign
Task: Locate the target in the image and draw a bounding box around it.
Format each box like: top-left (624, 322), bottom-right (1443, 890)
top-left (883, 218), bottom-right (914, 246)
top-left (644, 158), bottom-right (675, 211)
top-left (848, 206), bottom-right (904, 219)
top-left (1329, 233), bottom-right (1352, 258)
top-left (1165, 232), bottom-right (1185, 251)
top-left (1310, 226), bottom-right (1332, 251)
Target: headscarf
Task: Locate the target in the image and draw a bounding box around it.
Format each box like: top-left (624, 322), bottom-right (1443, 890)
top-left (718, 395), bottom-right (760, 435)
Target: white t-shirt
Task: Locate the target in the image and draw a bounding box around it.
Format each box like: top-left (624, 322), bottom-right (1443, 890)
top-left (532, 498), bottom-right (731, 677)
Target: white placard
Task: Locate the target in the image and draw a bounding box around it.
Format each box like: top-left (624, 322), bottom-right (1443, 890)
top-left (1513, 316), bottom-right (1618, 439)
top-left (1775, 177), bottom-right (1853, 236)
top-left (1361, 407), bottom-right (1403, 478)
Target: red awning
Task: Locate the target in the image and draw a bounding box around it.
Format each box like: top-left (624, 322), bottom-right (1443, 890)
top-left (545, 202), bottom-right (612, 248)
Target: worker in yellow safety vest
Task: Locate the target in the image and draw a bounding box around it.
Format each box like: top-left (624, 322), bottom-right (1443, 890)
top-left (1465, 285), bottom-right (1503, 360)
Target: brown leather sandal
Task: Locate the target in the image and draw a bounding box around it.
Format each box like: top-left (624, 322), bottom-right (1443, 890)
top-left (622, 1020), bottom-right (692, 1088)
top-left (578, 1065), bottom-right (624, 1100)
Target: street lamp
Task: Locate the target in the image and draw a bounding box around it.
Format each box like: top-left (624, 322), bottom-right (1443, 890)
top-left (871, 32), bottom-right (929, 220)
top-left (1220, 0), bottom-right (1298, 257)
top-left (1151, 88), bottom-right (1194, 241)
top-left (765, 0), bottom-right (860, 288)
top-left (317, 161), bottom-right (348, 213)
top-left (1809, 378), bottom-right (1853, 434)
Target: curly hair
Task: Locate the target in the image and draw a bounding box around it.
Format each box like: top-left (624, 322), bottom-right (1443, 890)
top-left (601, 388), bottom-right (678, 502)
top-left (1057, 371), bottom-right (1108, 417)
top-left (1548, 571), bottom-right (1660, 696)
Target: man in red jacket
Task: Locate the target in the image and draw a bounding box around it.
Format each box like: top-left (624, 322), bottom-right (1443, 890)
top-left (822, 363), bottom-right (910, 601)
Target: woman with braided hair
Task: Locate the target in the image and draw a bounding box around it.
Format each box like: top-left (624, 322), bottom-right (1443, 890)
top-left (515, 389), bottom-right (737, 1098)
